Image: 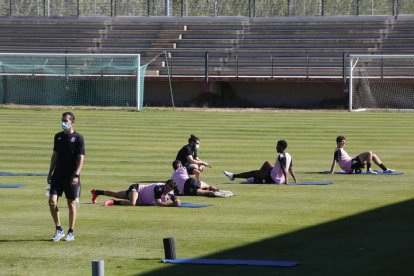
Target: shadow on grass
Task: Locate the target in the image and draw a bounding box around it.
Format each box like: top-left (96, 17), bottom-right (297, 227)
top-left (139, 199), bottom-right (414, 276)
top-left (0, 239), bottom-right (50, 243)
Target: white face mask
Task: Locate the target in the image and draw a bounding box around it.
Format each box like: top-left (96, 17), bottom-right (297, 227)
top-left (62, 121), bottom-right (72, 130)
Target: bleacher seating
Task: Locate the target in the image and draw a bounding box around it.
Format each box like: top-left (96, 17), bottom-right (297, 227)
top-left (0, 16), bottom-right (413, 78)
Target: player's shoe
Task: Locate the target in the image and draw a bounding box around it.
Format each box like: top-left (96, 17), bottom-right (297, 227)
top-left (91, 189), bottom-right (98, 204)
top-left (103, 200), bottom-right (115, 206)
top-left (214, 190), bottom-right (233, 197)
top-left (366, 169), bottom-right (378, 174)
top-left (64, 232), bottom-right (75, 241)
top-left (221, 190), bottom-right (234, 197)
top-left (383, 169), bottom-right (395, 173)
top-left (51, 229), bottom-right (65, 242)
top-left (223, 171), bottom-right (234, 181)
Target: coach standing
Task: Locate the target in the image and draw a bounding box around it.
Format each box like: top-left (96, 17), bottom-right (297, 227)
top-left (47, 112), bottom-right (85, 242)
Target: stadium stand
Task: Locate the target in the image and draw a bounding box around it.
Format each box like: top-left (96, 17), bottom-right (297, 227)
top-left (1, 15), bottom-right (414, 78)
top-left (0, 15), bottom-right (413, 107)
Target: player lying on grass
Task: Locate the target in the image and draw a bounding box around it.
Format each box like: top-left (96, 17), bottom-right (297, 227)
top-left (329, 135), bottom-right (394, 174)
top-left (224, 140), bottom-right (297, 184)
top-left (175, 134), bottom-right (211, 180)
top-left (91, 179), bottom-right (180, 207)
top-left (172, 160), bottom-right (232, 197)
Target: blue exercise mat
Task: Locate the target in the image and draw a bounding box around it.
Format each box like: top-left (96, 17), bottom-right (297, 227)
top-left (162, 258), bottom-right (298, 267)
top-left (241, 180), bottom-right (332, 185)
top-left (180, 202), bottom-right (213, 208)
top-left (321, 170), bottom-right (403, 175)
top-left (289, 181), bottom-right (332, 185)
top-left (0, 172), bottom-right (48, 176)
top-left (0, 184), bottom-right (25, 188)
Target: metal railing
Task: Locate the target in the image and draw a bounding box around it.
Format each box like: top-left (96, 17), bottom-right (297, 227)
top-left (0, 0), bottom-right (412, 17)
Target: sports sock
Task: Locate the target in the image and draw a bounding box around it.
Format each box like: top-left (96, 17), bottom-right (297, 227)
top-left (96, 190), bottom-right (104, 195)
top-left (113, 200), bottom-right (121, 205)
top-left (56, 226), bottom-right (63, 231)
top-left (68, 228), bottom-right (74, 234)
top-left (366, 162), bottom-right (372, 172)
top-left (379, 164), bottom-right (387, 171)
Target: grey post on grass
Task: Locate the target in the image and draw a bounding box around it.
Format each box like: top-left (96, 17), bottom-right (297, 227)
top-left (163, 237), bottom-right (176, 259)
top-left (92, 260), bottom-right (104, 276)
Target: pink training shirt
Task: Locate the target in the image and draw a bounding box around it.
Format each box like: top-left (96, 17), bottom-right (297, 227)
top-left (334, 147), bottom-right (353, 173)
top-left (137, 183), bottom-right (171, 206)
top-left (270, 152), bottom-right (292, 184)
top-left (171, 167), bottom-right (189, 195)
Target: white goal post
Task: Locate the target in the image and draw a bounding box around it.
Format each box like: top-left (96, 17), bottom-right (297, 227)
top-left (0, 53), bottom-right (145, 110)
top-left (349, 54), bottom-right (414, 112)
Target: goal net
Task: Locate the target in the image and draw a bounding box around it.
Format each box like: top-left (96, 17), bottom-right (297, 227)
top-left (349, 54), bottom-right (414, 112)
top-left (0, 53), bottom-right (147, 110)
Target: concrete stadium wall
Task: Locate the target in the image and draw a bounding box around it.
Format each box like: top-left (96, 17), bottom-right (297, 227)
top-left (144, 78), bottom-right (347, 108)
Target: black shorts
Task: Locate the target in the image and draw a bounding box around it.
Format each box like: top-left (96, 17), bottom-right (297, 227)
top-left (262, 171), bottom-right (275, 184)
top-left (351, 157), bottom-right (364, 171)
top-left (185, 164), bottom-right (196, 175)
top-left (184, 178), bottom-right (201, 196)
top-left (50, 175), bottom-right (80, 200)
top-left (126, 184), bottom-right (139, 201)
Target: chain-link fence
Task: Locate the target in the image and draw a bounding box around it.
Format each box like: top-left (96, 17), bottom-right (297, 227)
top-left (0, 0), bottom-right (412, 17)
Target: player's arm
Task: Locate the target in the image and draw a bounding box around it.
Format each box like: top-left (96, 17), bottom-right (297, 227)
top-left (329, 159), bottom-right (337, 174)
top-left (47, 151), bottom-right (58, 184)
top-left (329, 150), bottom-right (339, 174)
top-left (186, 155), bottom-right (211, 167)
top-left (288, 163), bottom-right (297, 184)
top-left (155, 197), bottom-right (180, 207)
top-left (72, 154), bottom-right (85, 185)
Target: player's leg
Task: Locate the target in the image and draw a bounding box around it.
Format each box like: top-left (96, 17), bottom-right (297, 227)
top-left (200, 181), bottom-right (217, 192)
top-left (356, 152), bottom-right (373, 172)
top-left (371, 152), bottom-right (390, 171)
top-left (126, 190), bottom-right (139, 205)
top-left (49, 180), bottom-right (65, 241)
top-left (64, 183), bottom-right (79, 241)
top-left (66, 198), bottom-right (77, 241)
top-left (237, 161), bottom-right (273, 182)
top-left (91, 188), bottom-right (127, 204)
top-left (196, 189), bottom-right (215, 197)
top-left (48, 194), bottom-right (61, 229)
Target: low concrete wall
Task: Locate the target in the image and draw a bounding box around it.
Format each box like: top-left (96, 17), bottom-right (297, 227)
top-left (144, 78), bottom-right (347, 108)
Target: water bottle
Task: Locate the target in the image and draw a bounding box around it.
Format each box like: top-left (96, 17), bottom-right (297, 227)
top-left (45, 184), bottom-right (50, 197)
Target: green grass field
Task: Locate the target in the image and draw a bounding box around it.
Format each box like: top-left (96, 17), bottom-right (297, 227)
top-left (0, 107), bottom-right (413, 276)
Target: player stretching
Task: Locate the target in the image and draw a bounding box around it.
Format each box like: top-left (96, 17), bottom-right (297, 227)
top-left (172, 160), bottom-right (232, 197)
top-left (91, 179), bottom-right (180, 207)
top-left (329, 135), bottom-right (394, 174)
top-left (224, 140), bottom-right (297, 184)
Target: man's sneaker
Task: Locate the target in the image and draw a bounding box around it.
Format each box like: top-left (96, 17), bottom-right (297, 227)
top-left (103, 199), bottom-right (114, 206)
top-left (367, 169), bottom-right (378, 174)
top-left (64, 232), bottom-right (75, 241)
top-left (91, 189), bottom-right (98, 204)
top-left (383, 169), bottom-right (395, 173)
top-left (51, 229), bottom-right (65, 242)
top-left (214, 191), bottom-right (226, 197)
top-left (223, 171), bottom-right (234, 181)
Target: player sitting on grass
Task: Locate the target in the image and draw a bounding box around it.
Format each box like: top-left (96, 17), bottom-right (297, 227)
top-left (172, 160), bottom-right (232, 197)
top-left (224, 140), bottom-right (297, 184)
top-left (328, 135), bottom-right (394, 174)
top-left (175, 134), bottom-right (211, 180)
top-left (91, 179), bottom-right (180, 207)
